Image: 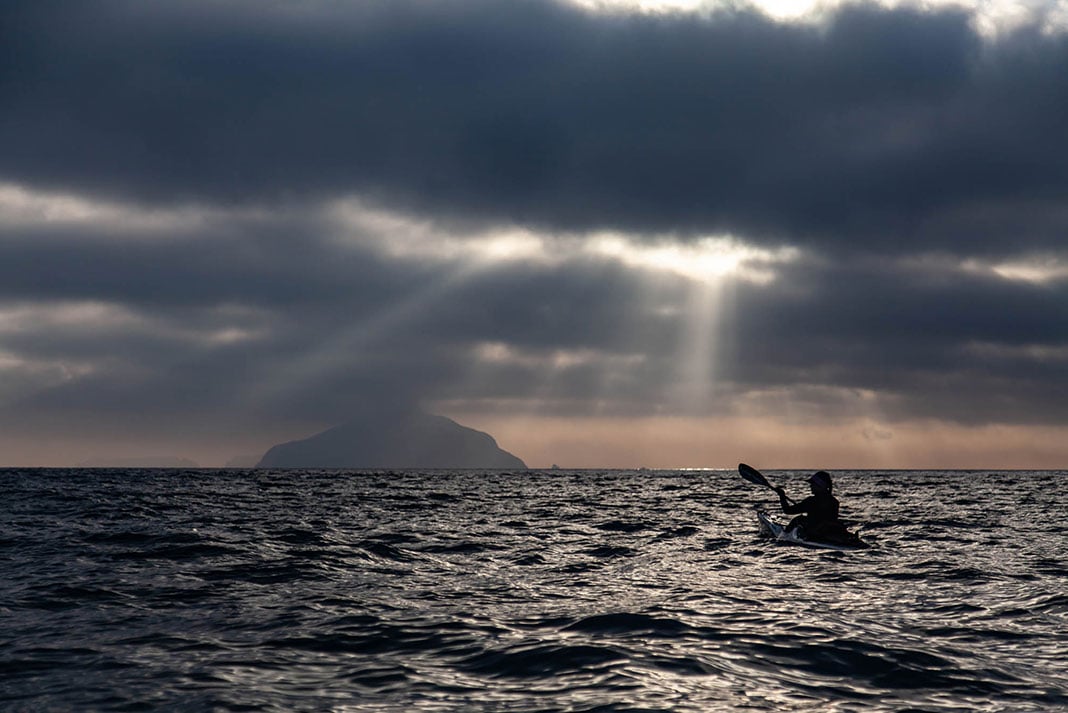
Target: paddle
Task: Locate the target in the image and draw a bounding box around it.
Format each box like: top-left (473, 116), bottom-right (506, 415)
top-left (738, 462), bottom-right (776, 491)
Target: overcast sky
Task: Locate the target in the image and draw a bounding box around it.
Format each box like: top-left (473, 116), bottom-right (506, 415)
top-left (3, 0), bottom-right (1068, 468)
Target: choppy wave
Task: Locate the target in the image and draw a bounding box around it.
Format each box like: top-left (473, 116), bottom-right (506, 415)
top-left (2, 468), bottom-right (1067, 711)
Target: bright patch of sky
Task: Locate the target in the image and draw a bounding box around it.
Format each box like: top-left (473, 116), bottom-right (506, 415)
top-left (0, 181), bottom-right (272, 237)
top-left (0, 300), bottom-right (266, 353)
top-left (589, 233), bottom-right (799, 285)
top-left (962, 256), bottom-right (1068, 284)
top-left (570, 0), bottom-right (1068, 34)
top-left (473, 342), bottom-right (648, 370)
top-left (329, 196), bottom-right (798, 285)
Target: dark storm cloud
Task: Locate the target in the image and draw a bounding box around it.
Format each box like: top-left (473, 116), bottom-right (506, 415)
top-left (4, 0), bottom-right (1068, 464)
top-left (3, 0), bottom-right (1068, 255)
top-left (2, 204), bottom-right (1067, 450)
top-left (0, 206), bottom-right (666, 437)
top-left (725, 258), bottom-right (1068, 424)
top-left (0, 217), bottom-right (413, 309)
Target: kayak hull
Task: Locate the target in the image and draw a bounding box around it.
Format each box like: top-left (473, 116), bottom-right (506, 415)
top-left (756, 511), bottom-right (868, 551)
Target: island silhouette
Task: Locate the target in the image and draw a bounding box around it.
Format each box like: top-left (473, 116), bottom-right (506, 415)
top-left (257, 407), bottom-right (526, 469)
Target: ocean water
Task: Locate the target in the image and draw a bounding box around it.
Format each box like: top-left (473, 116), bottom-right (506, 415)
top-left (2, 468), bottom-right (1067, 712)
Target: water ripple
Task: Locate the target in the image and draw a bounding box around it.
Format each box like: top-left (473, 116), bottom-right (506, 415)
top-left (2, 468), bottom-right (1067, 712)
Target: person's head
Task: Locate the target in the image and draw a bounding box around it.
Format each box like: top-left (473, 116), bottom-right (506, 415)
top-left (808, 471), bottom-right (832, 494)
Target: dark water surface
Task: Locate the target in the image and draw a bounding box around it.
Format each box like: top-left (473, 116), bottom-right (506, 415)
top-left (2, 468), bottom-right (1067, 711)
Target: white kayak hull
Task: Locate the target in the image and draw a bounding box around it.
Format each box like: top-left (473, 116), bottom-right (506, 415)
top-left (756, 511), bottom-right (868, 551)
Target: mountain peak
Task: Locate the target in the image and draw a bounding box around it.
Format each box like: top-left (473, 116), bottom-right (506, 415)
top-left (257, 410), bottom-right (526, 469)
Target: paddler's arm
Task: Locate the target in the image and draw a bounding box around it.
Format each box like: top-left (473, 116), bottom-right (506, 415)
top-left (774, 486), bottom-right (804, 514)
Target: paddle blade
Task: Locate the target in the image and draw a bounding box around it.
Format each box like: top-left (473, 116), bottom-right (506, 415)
top-left (739, 463), bottom-right (772, 489)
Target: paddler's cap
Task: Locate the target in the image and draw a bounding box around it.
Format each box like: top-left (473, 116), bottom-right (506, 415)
top-left (808, 471), bottom-right (832, 490)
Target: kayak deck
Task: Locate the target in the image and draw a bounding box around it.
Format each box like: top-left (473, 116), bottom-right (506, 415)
top-left (756, 511), bottom-right (869, 551)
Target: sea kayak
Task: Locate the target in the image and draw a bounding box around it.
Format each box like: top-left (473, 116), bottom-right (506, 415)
top-left (756, 511), bottom-right (869, 551)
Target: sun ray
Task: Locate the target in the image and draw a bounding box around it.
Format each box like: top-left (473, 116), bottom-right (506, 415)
top-left (238, 261), bottom-right (484, 414)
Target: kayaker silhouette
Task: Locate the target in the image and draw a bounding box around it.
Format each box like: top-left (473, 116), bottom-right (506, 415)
top-left (739, 463), bottom-right (867, 548)
top-left (774, 471), bottom-right (850, 541)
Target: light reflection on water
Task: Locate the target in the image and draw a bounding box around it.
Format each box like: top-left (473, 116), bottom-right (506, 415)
top-left (2, 468), bottom-right (1067, 711)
